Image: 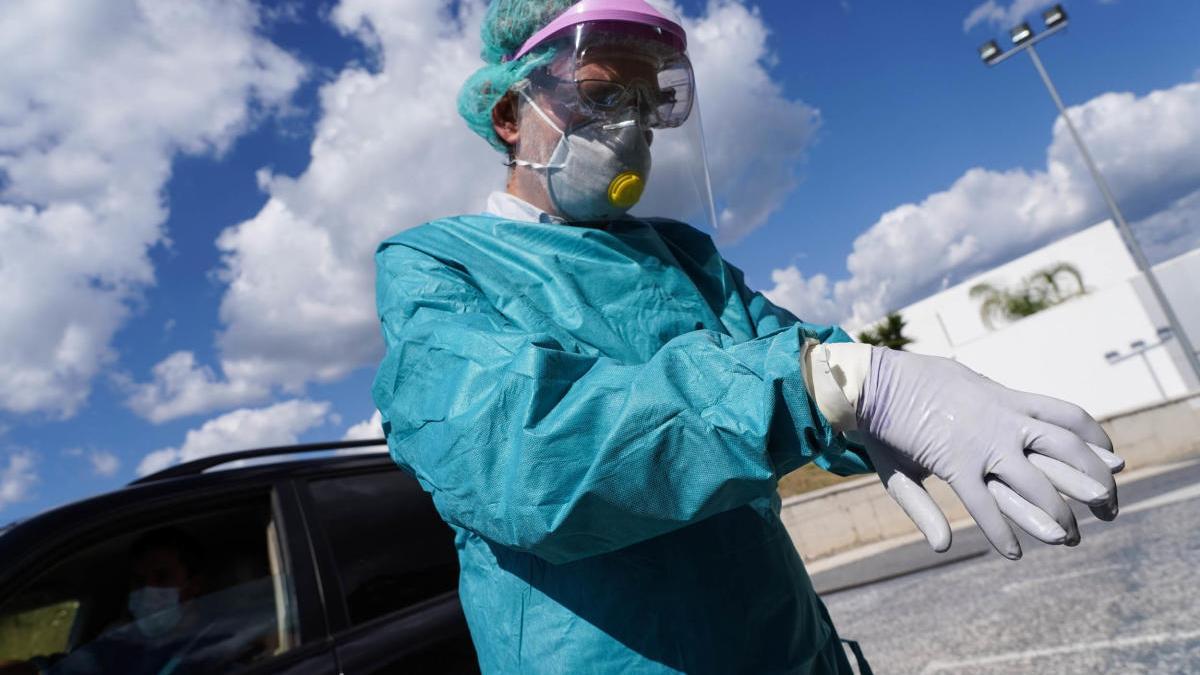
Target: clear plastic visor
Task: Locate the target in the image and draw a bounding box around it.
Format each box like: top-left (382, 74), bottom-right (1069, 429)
top-left (527, 25), bottom-right (717, 231)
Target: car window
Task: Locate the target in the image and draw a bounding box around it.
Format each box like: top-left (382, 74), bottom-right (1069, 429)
top-left (306, 470), bottom-right (459, 628)
top-left (0, 500), bottom-right (299, 674)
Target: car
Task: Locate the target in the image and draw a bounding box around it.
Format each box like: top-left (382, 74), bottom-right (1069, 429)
top-left (0, 439), bottom-right (481, 674)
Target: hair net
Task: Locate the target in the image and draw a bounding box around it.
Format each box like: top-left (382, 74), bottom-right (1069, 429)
top-left (458, 0), bottom-right (577, 153)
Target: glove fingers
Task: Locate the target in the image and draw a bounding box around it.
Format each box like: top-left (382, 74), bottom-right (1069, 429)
top-left (1026, 454), bottom-right (1107, 505)
top-left (885, 472), bottom-right (952, 552)
top-left (1010, 391), bottom-right (1113, 451)
top-left (1089, 480), bottom-right (1119, 522)
top-left (1088, 442), bottom-right (1126, 473)
top-left (1025, 420), bottom-right (1117, 504)
top-left (987, 479), bottom-right (1067, 544)
top-left (951, 477), bottom-right (1021, 560)
top-left (864, 439), bottom-right (950, 552)
top-left (990, 453), bottom-right (1079, 544)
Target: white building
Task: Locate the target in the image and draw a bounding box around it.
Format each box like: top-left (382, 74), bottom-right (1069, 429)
top-left (881, 221), bottom-right (1200, 418)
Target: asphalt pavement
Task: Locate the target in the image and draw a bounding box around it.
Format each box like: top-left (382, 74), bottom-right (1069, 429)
top-left (818, 459), bottom-right (1200, 674)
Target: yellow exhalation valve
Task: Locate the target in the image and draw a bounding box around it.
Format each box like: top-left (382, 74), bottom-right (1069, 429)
top-left (607, 171), bottom-right (646, 209)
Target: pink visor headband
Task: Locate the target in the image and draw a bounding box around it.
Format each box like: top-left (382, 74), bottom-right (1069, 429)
top-left (507, 0), bottom-right (687, 63)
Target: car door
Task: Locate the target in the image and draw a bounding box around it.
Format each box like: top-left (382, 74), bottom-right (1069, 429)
top-left (298, 466), bottom-right (480, 674)
top-left (0, 478), bottom-right (338, 675)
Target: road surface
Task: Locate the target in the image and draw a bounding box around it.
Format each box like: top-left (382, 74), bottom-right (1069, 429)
top-left (819, 459), bottom-right (1200, 674)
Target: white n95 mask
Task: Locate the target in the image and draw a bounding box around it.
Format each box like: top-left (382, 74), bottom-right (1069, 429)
top-left (128, 585), bottom-right (183, 638)
top-left (511, 91), bottom-right (652, 222)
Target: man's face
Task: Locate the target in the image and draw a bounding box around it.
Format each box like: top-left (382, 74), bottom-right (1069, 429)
top-left (131, 547), bottom-right (195, 601)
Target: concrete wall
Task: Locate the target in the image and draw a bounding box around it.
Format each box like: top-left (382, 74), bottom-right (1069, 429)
top-left (953, 278), bottom-right (1192, 417)
top-left (782, 392), bottom-right (1200, 563)
top-left (898, 221), bottom-right (1138, 356)
top-left (872, 221), bottom-right (1200, 419)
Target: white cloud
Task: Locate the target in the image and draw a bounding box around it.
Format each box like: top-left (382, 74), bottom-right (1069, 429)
top-left (137, 399), bottom-right (332, 476)
top-left (134, 0), bottom-right (821, 417)
top-left (1136, 187), bottom-right (1200, 262)
top-left (766, 80), bottom-right (1200, 328)
top-left (89, 451), bottom-right (121, 478)
top-left (127, 351), bottom-right (270, 423)
top-left (640, 2), bottom-right (822, 240)
top-left (964, 0), bottom-right (1056, 32)
top-left (342, 409), bottom-right (383, 441)
top-left (0, 452), bottom-right (37, 510)
top-left (0, 0), bottom-right (304, 419)
top-left (762, 267), bottom-right (841, 326)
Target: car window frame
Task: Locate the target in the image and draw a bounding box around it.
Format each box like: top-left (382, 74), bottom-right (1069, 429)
top-left (294, 465), bottom-right (464, 637)
top-left (294, 465), bottom-right (480, 674)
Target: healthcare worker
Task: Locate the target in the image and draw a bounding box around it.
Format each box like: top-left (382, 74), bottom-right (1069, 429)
top-left (372, 1), bottom-right (1125, 672)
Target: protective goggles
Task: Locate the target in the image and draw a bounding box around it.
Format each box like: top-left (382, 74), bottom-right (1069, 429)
top-left (525, 52), bottom-right (694, 129)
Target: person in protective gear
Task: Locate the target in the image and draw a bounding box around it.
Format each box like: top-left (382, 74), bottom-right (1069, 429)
top-left (373, 1), bottom-right (1123, 672)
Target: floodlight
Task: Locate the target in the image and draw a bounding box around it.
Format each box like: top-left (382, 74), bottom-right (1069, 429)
top-left (978, 40), bottom-right (1002, 63)
top-left (1157, 326), bottom-right (1173, 339)
top-left (1010, 22), bottom-right (1033, 45)
top-left (1130, 340), bottom-right (1146, 350)
top-left (1103, 351), bottom-right (1119, 363)
top-left (1042, 5), bottom-right (1067, 29)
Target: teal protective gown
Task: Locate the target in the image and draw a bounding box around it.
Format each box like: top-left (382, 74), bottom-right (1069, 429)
top-left (372, 214), bottom-right (874, 674)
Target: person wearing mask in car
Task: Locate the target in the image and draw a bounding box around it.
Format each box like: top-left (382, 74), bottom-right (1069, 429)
top-left (5, 528), bottom-right (239, 675)
top-left (371, 1), bottom-right (1125, 672)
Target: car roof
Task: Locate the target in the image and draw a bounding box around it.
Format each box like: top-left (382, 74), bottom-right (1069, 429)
top-left (0, 440), bottom-right (396, 571)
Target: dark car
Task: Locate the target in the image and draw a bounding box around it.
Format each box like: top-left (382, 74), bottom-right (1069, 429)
top-left (0, 440), bottom-right (481, 674)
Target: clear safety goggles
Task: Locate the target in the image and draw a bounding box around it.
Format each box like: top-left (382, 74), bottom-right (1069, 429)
top-left (527, 22), bottom-right (696, 129)
top-left (526, 53), bottom-right (694, 129)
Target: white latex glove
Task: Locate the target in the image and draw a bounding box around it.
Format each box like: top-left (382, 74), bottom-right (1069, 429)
top-left (856, 347), bottom-right (1124, 560)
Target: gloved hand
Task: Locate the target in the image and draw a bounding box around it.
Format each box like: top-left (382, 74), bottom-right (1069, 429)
top-left (855, 346), bottom-right (1124, 560)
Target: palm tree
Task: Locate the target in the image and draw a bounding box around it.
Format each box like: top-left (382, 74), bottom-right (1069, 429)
top-left (857, 312), bottom-right (913, 351)
top-left (970, 261), bottom-right (1086, 329)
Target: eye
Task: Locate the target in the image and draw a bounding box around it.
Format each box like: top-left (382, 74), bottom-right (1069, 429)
top-left (577, 80), bottom-right (626, 108)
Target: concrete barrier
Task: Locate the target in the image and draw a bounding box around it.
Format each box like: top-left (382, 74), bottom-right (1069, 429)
top-left (783, 392), bottom-right (1200, 563)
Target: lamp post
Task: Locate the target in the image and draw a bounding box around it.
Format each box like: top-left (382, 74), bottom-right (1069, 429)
top-left (1104, 327), bottom-right (1176, 401)
top-left (977, 4), bottom-right (1200, 388)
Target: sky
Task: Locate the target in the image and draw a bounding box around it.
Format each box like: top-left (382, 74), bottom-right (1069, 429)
top-left (2, 0), bottom-right (1198, 523)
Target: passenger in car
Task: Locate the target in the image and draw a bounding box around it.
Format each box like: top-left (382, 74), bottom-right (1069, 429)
top-left (5, 527), bottom-right (271, 675)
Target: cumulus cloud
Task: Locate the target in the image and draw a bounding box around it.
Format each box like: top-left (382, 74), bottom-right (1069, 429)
top-left (762, 267), bottom-right (841, 326)
top-left (0, 0), bottom-right (304, 418)
top-left (135, 0), bottom-right (821, 419)
top-left (964, 0), bottom-right (1057, 32)
top-left (342, 409), bottom-right (383, 441)
top-left (137, 399), bottom-right (332, 476)
top-left (0, 452), bottom-right (37, 510)
top-left (127, 351), bottom-right (270, 423)
top-left (639, 1), bottom-right (821, 240)
top-left (89, 451), bottom-right (121, 478)
top-left (766, 80), bottom-right (1200, 328)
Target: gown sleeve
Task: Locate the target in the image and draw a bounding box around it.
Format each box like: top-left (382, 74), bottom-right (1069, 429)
top-left (724, 261), bottom-right (875, 478)
top-left (373, 241), bottom-right (855, 563)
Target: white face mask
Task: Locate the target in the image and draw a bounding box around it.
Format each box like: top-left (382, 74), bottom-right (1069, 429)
top-left (511, 90), bottom-right (652, 222)
top-left (128, 586), bottom-right (182, 638)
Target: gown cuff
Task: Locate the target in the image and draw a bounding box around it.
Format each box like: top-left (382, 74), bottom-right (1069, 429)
top-left (802, 341), bottom-right (873, 433)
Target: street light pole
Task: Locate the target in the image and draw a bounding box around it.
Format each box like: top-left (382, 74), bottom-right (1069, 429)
top-left (978, 9), bottom-right (1200, 388)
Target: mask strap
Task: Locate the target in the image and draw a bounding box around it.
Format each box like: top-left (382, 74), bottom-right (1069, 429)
top-left (506, 89), bottom-right (567, 171)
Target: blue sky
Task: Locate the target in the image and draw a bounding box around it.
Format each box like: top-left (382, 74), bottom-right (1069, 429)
top-left (2, 0), bottom-right (1198, 523)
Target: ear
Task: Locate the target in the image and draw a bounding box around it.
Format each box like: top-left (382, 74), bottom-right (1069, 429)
top-left (492, 92), bottom-right (520, 149)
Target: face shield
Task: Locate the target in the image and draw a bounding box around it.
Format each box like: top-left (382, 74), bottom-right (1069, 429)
top-left (506, 0), bottom-right (717, 231)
